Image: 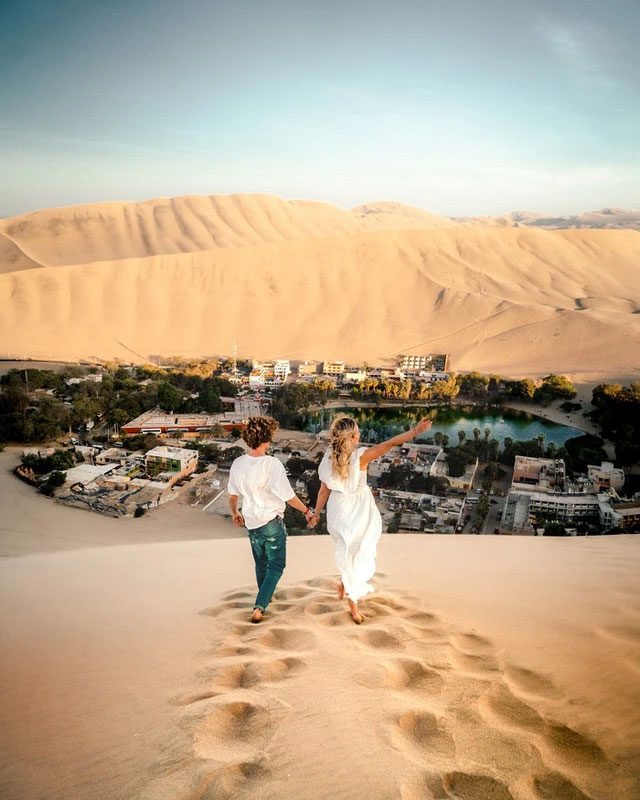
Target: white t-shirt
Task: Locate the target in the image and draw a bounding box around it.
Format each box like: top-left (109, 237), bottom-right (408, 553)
top-left (227, 454), bottom-right (295, 530)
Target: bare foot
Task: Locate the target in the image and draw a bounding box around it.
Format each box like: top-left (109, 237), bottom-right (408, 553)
top-left (334, 580), bottom-right (345, 600)
top-left (348, 598), bottom-right (363, 624)
top-left (251, 608), bottom-right (263, 624)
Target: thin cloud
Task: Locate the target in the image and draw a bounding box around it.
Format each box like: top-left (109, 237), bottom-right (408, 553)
top-left (539, 22), bottom-right (614, 89)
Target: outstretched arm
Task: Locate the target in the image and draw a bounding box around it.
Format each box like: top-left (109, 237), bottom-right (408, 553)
top-left (359, 418), bottom-right (432, 468)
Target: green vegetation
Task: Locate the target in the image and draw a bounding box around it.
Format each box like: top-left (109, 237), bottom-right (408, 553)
top-left (40, 470), bottom-right (67, 496)
top-left (0, 364), bottom-right (238, 444)
top-left (590, 382), bottom-right (640, 467)
top-left (532, 374), bottom-right (577, 406)
top-left (352, 376), bottom-right (459, 403)
top-left (562, 434), bottom-right (607, 474)
top-left (270, 381), bottom-right (340, 428)
top-left (543, 522), bottom-right (568, 536)
top-left (21, 449), bottom-right (74, 474)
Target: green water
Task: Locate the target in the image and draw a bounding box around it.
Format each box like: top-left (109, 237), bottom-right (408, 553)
top-left (303, 405), bottom-right (584, 446)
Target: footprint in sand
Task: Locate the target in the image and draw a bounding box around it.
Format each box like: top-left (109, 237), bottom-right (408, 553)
top-left (304, 600), bottom-right (351, 627)
top-left (541, 721), bottom-right (606, 769)
top-left (193, 700), bottom-right (273, 760)
top-left (354, 657), bottom-right (445, 696)
top-left (254, 625), bottom-right (317, 652)
top-left (442, 771), bottom-right (514, 800)
top-left (209, 656), bottom-right (306, 690)
top-left (220, 589), bottom-right (254, 602)
top-left (199, 760), bottom-right (269, 800)
top-left (393, 709), bottom-right (456, 761)
top-left (532, 771), bottom-right (594, 800)
top-left (503, 664), bottom-right (561, 699)
top-left (450, 632), bottom-right (500, 674)
top-left (451, 650), bottom-right (500, 674)
top-left (360, 628), bottom-right (407, 651)
top-left (479, 683), bottom-right (544, 733)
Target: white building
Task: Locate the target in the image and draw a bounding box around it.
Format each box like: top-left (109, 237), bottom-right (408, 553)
top-left (274, 359), bottom-right (290, 381)
top-left (342, 369), bottom-right (368, 384)
top-left (145, 446), bottom-right (198, 480)
top-left (587, 461), bottom-right (625, 492)
top-left (399, 354), bottom-right (449, 371)
top-left (249, 359), bottom-right (289, 387)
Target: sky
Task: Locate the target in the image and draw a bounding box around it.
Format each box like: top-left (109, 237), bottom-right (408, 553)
top-left (1, 0), bottom-right (639, 218)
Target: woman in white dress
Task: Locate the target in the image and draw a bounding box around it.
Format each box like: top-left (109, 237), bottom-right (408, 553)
top-left (314, 415), bottom-right (432, 623)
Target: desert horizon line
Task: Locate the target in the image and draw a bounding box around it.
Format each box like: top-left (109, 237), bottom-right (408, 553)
top-left (2, 189), bottom-right (639, 223)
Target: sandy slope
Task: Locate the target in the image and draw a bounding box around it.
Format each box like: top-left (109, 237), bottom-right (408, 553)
top-left (1, 194), bottom-right (639, 378)
top-left (1, 534), bottom-right (639, 800)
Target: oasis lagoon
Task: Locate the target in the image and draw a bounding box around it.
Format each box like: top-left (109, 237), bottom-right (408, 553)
top-left (303, 405), bottom-right (584, 446)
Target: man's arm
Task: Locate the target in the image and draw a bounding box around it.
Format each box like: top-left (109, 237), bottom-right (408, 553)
top-left (228, 494), bottom-right (245, 527)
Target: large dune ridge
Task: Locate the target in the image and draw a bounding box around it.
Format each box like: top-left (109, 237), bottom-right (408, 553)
top-left (1, 193), bottom-right (639, 379)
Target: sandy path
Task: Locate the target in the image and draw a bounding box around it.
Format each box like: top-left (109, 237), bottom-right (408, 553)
top-left (1, 535), bottom-right (639, 800)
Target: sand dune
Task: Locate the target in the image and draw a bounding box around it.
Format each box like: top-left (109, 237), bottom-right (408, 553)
top-left (1, 194), bottom-right (639, 377)
top-left (2, 534), bottom-right (639, 800)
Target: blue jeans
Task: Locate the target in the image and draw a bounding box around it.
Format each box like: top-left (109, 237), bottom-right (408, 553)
top-left (247, 517), bottom-right (287, 612)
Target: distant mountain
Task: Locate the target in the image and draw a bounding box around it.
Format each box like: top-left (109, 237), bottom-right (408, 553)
top-left (1, 193), bottom-right (639, 380)
top-left (459, 208), bottom-right (640, 231)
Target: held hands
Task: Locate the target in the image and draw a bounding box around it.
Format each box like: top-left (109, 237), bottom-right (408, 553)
top-left (413, 418), bottom-right (433, 436)
top-left (232, 511), bottom-right (245, 527)
top-left (306, 509), bottom-right (320, 529)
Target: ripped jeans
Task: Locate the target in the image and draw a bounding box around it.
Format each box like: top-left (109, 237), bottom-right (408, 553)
top-left (247, 517), bottom-right (287, 612)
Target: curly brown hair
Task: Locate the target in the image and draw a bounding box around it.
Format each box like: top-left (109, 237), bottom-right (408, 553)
top-left (242, 416), bottom-right (279, 449)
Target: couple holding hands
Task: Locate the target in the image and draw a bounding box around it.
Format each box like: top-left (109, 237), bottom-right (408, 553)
top-left (228, 414), bottom-right (432, 624)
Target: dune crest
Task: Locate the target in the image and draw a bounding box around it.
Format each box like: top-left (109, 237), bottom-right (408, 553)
top-left (1, 194), bottom-right (639, 377)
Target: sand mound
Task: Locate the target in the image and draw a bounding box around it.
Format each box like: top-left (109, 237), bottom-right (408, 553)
top-left (142, 570), bottom-right (640, 800)
top-left (2, 534), bottom-right (639, 800)
top-left (1, 194), bottom-right (639, 377)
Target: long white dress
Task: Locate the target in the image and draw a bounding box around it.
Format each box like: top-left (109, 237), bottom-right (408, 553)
top-left (318, 446), bottom-right (383, 601)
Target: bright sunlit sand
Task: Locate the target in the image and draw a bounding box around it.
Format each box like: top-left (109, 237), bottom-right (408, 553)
top-left (1, 194), bottom-right (639, 379)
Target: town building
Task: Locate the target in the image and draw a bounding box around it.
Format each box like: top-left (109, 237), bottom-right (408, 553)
top-left (603, 499), bottom-right (640, 529)
top-left (64, 463), bottom-right (118, 488)
top-left (95, 447), bottom-right (126, 465)
top-left (512, 456), bottom-right (566, 492)
top-left (65, 373), bottom-right (103, 386)
top-left (122, 409), bottom-right (244, 435)
top-left (297, 362), bottom-right (319, 377)
top-left (145, 446), bottom-right (198, 483)
top-left (249, 359), bottom-right (290, 388)
top-left (399, 354), bottom-right (449, 372)
top-left (342, 369), bottom-right (368, 384)
top-left (321, 361), bottom-right (346, 376)
top-left (587, 461), bottom-right (626, 492)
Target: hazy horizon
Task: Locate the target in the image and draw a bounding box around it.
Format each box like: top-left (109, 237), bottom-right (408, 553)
top-left (2, 0), bottom-right (639, 218)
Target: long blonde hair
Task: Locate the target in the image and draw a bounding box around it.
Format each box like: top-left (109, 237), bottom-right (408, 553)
top-left (329, 415), bottom-right (358, 479)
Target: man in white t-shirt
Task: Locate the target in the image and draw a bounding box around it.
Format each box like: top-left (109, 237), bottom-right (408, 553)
top-left (228, 416), bottom-right (316, 622)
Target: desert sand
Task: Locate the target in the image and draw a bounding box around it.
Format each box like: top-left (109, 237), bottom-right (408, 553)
top-left (1, 448), bottom-right (639, 800)
top-left (1, 194), bottom-right (639, 379)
